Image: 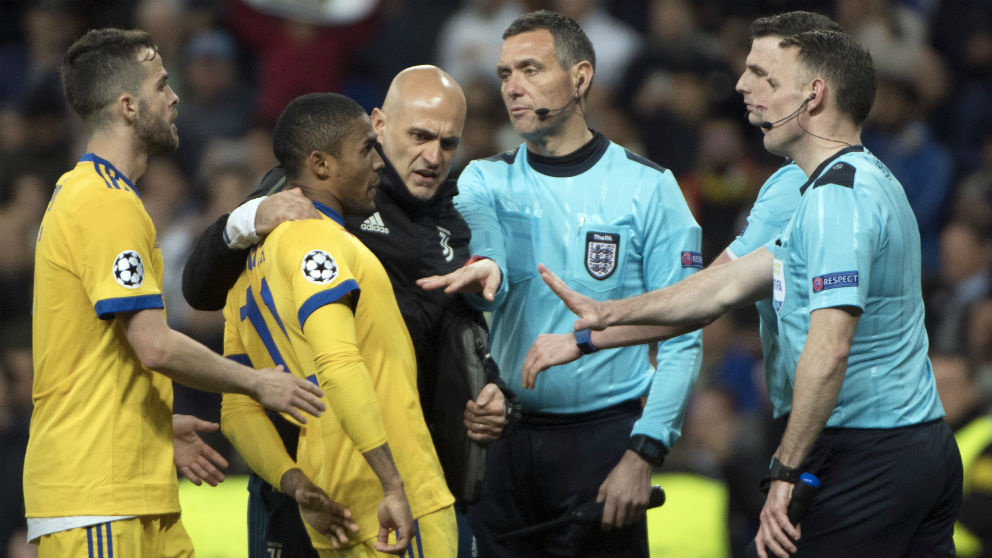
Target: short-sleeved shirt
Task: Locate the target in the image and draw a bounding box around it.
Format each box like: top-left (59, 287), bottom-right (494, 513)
top-left (769, 146), bottom-right (943, 428)
top-left (727, 162), bottom-right (805, 418)
top-left (27, 154), bottom-right (177, 518)
top-left (455, 132), bottom-right (702, 449)
top-left (222, 202), bottom-right (452, 549)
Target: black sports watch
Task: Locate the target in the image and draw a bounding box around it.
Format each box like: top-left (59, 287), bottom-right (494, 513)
top-left (767, 456), bottom-right (802, 484)
top-left (574, 328), bottom-right (599, 354)
top-left (628, 435), bottom-right (667, 467)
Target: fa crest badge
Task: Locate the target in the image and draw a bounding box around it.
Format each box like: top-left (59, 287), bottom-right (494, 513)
top-left (585, 231), bottom-right (619, 279)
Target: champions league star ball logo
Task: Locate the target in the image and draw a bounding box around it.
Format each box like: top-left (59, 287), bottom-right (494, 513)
top-left (301, 250), bottom-right (338, 284)
top-left (113, 250), bottom-right (144, 288)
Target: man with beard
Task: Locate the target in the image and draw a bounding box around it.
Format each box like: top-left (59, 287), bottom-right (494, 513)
top-left (219, 92), bottom-right (456, 557)
top-left (182, 65), bottom-right (513, 558)
top-left (25, 28), bottom-right (326, 558)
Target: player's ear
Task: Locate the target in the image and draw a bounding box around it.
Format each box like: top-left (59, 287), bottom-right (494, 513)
top-left (370, 107), bottom-right (387, 141)
top-left (309, 150), bottom-right (337, 180)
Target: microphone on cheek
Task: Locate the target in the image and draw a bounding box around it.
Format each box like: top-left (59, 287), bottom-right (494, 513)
top-left (534, 77), bottom-right (585, 120)
top-left (759, 92), bottom-right (816, 130)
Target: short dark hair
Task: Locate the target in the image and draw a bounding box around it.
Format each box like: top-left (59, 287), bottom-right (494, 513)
top-left (503, 10), bottom-right (595, 73)
top-left (62, 28), bottom-right (158, 126)
top-left (780, 30), bottom-right (877, 126)
top-left (272, 93), bottom-right (368, 179)
top-left (751, 11), bottom-right (842, 38)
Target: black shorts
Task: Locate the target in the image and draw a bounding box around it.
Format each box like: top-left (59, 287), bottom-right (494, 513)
top-left (246, 473), bottom-right (318, 558)
top-left (469, 399), bottom-right (648, 558)
top-left (791, 419), bottom-right (962, 557)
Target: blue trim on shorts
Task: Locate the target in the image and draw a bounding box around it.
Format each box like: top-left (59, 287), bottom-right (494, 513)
top-left (87, 526), bottom-right (94, 557)
top-left (106, 523), bottom-right (113, 558)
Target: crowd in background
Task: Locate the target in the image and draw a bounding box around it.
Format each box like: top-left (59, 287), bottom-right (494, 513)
top-left (1, 0), bottom-right (991, 556)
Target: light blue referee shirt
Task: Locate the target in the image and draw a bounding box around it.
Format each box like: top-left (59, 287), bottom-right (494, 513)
top-left (727, 162), bottom-right (805, 418)
top-left (768, 146), bottom-right (943, 428)
top-left (455, 132), bottom-right (703, 450)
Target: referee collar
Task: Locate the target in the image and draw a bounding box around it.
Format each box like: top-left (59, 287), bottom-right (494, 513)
top-left (312, 200), bottom-right (345, 226)
top-left (799, 145), bottom-right (864, 195)
top-left (526, 130), bottom-right (609, 177)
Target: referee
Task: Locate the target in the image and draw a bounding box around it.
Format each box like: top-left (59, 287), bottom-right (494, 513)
top-left (535, 28), bottom-right (962, 557)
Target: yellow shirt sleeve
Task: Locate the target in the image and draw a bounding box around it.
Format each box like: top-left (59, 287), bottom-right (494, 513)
top-left (220, 287), bottom-right (297, 489)
top-left (305, 295), bottom-right (387, 454)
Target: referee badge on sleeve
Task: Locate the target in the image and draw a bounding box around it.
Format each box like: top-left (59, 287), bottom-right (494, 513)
top-left (302, 250), bottom-right (338, 284)
top-left (113, 250), bottom-right (145, 288)
top-left (585, 232), bottom-right (619, 279)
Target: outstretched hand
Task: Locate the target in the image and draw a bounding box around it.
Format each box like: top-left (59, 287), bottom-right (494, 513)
top-left (417, 258), bottom-right (502, 302)
top-left (521, 333), bottom-right (582, 389)
top-left (173, 414), bottom-right (228, 486)
top-left (538, 264), bottom-right (610, 330)
top-left (253, 366), bottom-right (326, 424)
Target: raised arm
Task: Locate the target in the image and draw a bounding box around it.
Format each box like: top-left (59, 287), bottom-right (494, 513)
top-left (573, 247), bottom-right (773, 331)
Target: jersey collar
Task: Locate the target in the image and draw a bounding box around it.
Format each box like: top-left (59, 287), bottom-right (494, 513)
top-left (525, 130), bottom-right (609, 177)
top-left (798, 145), bottom-right (865, 195)
top-left (81, 153), bottom-right (138, 194)
top-left (312, 200), bottom-right (345, 226)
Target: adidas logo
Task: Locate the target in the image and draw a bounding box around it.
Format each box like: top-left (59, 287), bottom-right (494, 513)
top-left (360, 212), bottom-right (390, 234)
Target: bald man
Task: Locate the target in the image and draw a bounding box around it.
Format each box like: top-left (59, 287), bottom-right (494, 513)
top-left (182, 66), bottom-right (514, 558)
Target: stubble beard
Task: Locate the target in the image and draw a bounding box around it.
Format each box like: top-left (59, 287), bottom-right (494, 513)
top-left (137, 100), bottom-right (179, 156)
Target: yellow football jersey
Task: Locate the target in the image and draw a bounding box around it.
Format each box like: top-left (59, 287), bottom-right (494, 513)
top-left (222, 202), bottom-right (452, 549)
top-left (26, 154), bottom-right (178, 517)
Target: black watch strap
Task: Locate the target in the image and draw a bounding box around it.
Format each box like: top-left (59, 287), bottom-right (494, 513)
top-left (767, 457), bottom-right (802, 484)
top-left (628, 435), bottom-right (667, 467)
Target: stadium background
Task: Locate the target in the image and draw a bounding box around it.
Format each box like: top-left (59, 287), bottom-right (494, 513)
top-left (1, 0), bottom-right (991, 556)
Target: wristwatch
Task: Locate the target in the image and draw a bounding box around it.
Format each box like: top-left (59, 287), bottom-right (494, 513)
top-left (628, 435), bottom-right (667, 467)
top-left (574, 328), bottom-right (599, 354)
top-left (767, 456), bottom-right (802, 484)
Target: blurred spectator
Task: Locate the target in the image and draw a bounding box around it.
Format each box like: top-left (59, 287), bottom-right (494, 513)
top-left (835, 0), bottom-right (929, 81)
top-left (950, 131), bottom-right (992, 233)
top-left (173, 28), bottom-right (254, 181)
top-left (356, 0), bottom-right (463, 104)
top-left (135, 0), bottom-right (191, 97)
top-left (617, 0), bottom-right (734, 176)
top-left (931, 353), bottom-right (992, 558)
top-left (678, 117), bottom-right (766, 257)
top-left (436, 0), bottom-right (524, 88)
top-left (226, 0), bottom-right (380, 125)
top-left (451, 75), bottom-right (512, 176)
top-left (0, 76), bottom-right (73, 199)
top-left (931, 2), bottom-right (992, 175)
top-left (0, 0), bottom-right (83, 108)
top-left (552, 0), bottom-right (642, 95)
top-left (863, 70), bottom-right (954, 277)
top-left (927, 220), bottom-right (992, 355)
